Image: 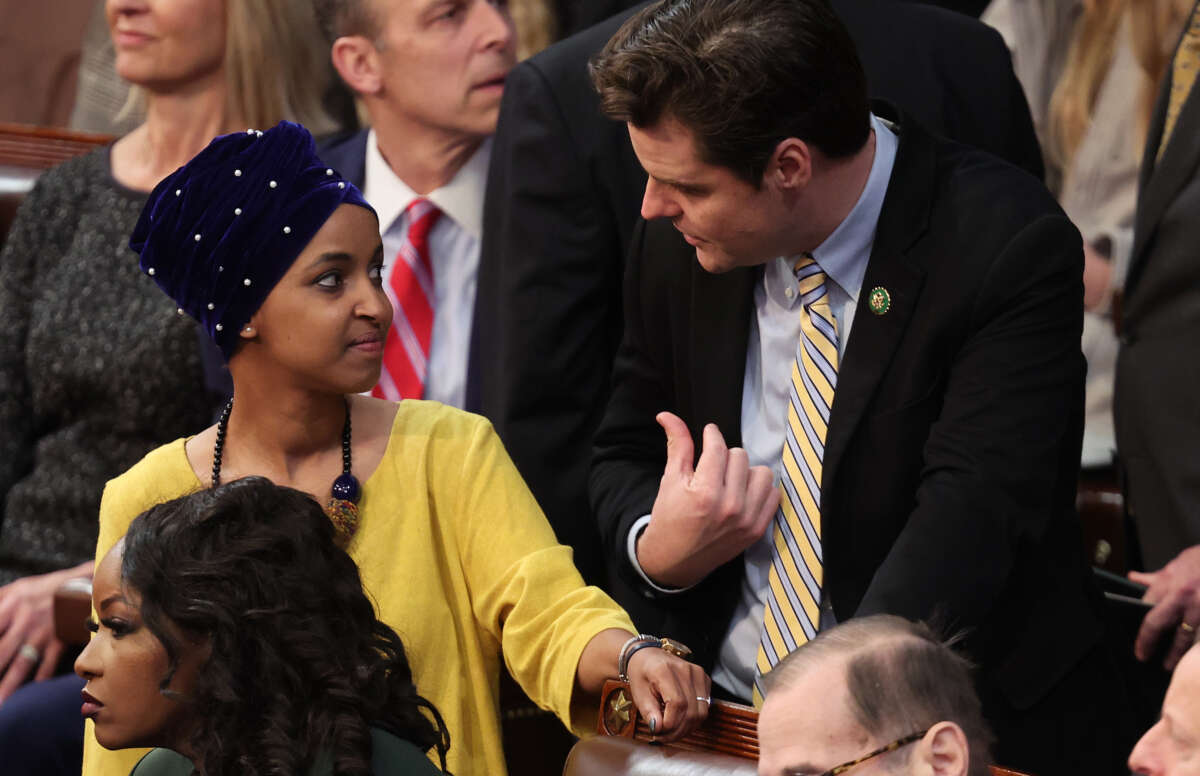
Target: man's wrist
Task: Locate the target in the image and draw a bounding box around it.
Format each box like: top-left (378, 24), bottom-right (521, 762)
top-left (627, 516), bottom-right (695, 594)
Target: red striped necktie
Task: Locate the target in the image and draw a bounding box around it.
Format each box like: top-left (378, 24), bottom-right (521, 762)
top-left (373, 198), bottom-right (443, 400)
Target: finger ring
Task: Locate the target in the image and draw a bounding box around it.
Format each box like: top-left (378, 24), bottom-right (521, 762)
top-left (697, 696), bottom-right (711, 704)
top-left (17, 644), bottom-right (40, 663)
top-left (1183, 622), bottom-right (1196, 634)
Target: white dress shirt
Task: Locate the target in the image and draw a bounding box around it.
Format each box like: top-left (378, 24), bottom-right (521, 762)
top-left (363, 130), bottom-right (491, 408)
top-left (627, 115), bottom-right (899, 700)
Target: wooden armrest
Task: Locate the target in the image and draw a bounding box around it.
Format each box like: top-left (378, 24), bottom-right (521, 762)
top-left (54, 577), bottom-right (93, 646)
top-left (598, 679), bottom-right (759, 760)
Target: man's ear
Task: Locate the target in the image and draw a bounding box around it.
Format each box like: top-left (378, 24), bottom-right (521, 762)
top-left (911, 721), bottom-right (971, 776)
top-left (330, 36), bottom-right (384, 97)
top-left (768, 137), bottom-right (812, 191)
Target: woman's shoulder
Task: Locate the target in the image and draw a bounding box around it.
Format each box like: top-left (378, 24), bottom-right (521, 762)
top-left (371, 400), bottom-right (502, 478)
top-left (26, 147), bottom-right (115, 205)
top-left (128, 748), bottom-right (192, 776)
top-left (369, 727), bottom-right (443, 774)
top-left (4, 148), bottom-right (113, 248)
top-left (387, 399), bottom-right (495, 444)
top-left (100, 437), bottom-right (200, 527)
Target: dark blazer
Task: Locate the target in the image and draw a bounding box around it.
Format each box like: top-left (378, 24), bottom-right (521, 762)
top-left (1114, 1), bottom-right (1200, 570)
top-left (316, 130), bottom-right (368, 189)
top-left (591, 109), bottom-right (1126, 774)
top-left (468, 0), bottom-right (1043, 590)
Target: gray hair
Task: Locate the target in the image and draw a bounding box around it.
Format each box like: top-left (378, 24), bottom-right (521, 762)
top-left (764, 615), bottom-right (994, 776)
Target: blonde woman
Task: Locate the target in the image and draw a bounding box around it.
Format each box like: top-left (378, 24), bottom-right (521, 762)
top-left (983, 0), bottom-right (1189, 469)
top-left (0, 1), bottom-right (343, 773)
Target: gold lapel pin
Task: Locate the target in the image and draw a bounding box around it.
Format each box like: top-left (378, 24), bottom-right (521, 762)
top-left (868, 286), bottom-right (892, 316)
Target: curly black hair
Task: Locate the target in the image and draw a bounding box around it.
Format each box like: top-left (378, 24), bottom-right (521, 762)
top-left (120, 476), bottom-right (450, 776)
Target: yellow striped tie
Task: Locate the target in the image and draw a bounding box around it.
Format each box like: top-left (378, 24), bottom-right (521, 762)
top-left (752, 255), bottom-right (837, 707)
top-left (1158, 3), bottom-right (1200, 161)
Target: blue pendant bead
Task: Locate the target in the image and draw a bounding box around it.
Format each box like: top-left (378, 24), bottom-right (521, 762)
top-left (331, 473), bottom-right (361, 504)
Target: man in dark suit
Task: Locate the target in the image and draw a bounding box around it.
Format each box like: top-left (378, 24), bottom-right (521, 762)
top-left (313, 0), bottom-right (516, 409)
top-left (586, 0), bottom-right (1130, 772)
top-left (1116, 0), bottom-right (1200, 672)
top-left (468, 0), bottom-right (1042, 589)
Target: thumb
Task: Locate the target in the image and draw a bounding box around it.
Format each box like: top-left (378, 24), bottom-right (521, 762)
top-left (657, 412), bottom-right (695, 478)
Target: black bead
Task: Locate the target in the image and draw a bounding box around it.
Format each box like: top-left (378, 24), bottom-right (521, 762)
top-left (212, 398), bottom-right (233, 489)
top-left (331, 473), bottom-right (361, 504)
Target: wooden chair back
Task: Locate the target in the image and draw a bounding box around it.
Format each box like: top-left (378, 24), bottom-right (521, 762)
top-left (0, 123), bottom-right (115, 169)
top-left (0, 123), bottom-right (114, 251)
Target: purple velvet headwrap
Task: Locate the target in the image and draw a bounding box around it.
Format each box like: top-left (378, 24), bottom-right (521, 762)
top-left (130, 121), bottom-right (374, 358)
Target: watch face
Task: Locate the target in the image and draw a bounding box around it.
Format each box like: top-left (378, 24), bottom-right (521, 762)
top-left (659, 637), bottom-right (693, 659)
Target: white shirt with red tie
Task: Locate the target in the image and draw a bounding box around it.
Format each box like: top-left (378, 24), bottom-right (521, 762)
top-left (363, 129), bottom-right (490, 409)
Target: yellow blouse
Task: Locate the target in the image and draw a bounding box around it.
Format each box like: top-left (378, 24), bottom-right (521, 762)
top-left (82, 401), bottom-right (635, 776)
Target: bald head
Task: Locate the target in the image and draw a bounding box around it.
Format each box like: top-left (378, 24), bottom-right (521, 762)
top-left (758, 616), bottom-right (992, 776)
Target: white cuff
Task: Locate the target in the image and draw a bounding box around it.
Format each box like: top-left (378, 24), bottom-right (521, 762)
top-left (627, 515), bottom-right (695, 594)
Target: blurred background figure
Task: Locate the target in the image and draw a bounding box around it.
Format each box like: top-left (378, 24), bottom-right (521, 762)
top-left (317, 0), bottom-right (520, 410)
top-left (68, 0), bottom-right (139, 136)
top-left (0, 1), bottom-right (346, 774)
top-left (984, 0), bottom-right (1189, 485)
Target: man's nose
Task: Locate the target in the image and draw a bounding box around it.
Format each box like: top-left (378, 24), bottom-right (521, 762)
top-left (640, 179), bottom-right (681, 221)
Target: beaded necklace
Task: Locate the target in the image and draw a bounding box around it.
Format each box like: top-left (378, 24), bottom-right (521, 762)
top-left (211, 397), bottom-right (362, 541)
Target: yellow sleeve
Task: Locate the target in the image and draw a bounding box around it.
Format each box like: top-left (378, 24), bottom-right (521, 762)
top-left (83, 444), bottom-right (198, 776)
top-left (447, 416), bottom-right (635, 736)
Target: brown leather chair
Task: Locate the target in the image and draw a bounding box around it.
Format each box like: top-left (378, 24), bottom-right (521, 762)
top-left (54, 577), bottom-right (93, 647)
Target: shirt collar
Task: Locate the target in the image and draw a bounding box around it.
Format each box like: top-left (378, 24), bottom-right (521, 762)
top-left (805, 112), bottom-right (899, 302)
top-left (363, 129), bottom-right (490, 239)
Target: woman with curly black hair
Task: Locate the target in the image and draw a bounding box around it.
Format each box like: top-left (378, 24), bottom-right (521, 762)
top-left (76, 476), bottom-right (448, 776)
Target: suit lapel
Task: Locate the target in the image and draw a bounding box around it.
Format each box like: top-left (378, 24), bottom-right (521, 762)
top-left (318, 130), bottom-right (368, 190)
top-left (688, 260), bottom-right (756, 445)
top-left (1129, 9), bottom-right (1200, 291)
top-left (823, 113), bottom-right (931, 493)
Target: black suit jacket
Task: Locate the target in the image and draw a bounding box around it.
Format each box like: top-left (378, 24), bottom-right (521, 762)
top-left (316, 130), bottom-right (368, 189)
top-left (1115, 0), bottom-right (1200, 569)
top-left (468, 0), bottom-right (1043, 590)
top-left (592, 110), bottom-right (1108, 767)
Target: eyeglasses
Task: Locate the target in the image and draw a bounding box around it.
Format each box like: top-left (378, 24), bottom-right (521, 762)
top-left (807, 729), bottom-right (930, 776)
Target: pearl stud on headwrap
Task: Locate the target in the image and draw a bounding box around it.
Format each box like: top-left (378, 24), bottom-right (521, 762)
top-left (130, 121), bottom-right (374, 359)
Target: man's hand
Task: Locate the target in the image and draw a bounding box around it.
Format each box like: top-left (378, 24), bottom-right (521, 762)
top-left (636, 412), bottom-right (779, 588)
top-left (1130, 546), bottom-right (1200, 670)
top-left (0, 562), bottom-right (92, 704)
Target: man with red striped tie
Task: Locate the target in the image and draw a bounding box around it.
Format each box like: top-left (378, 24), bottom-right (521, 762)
top-left (315, 0), bottom-right (516, 406)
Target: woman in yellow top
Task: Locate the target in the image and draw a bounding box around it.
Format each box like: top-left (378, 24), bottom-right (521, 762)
top-left (82, 121), bottom-right (710, 776)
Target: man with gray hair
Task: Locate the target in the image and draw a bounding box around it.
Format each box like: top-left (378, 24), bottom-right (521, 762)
top-left (758, 615), bottom-right (992, 776)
